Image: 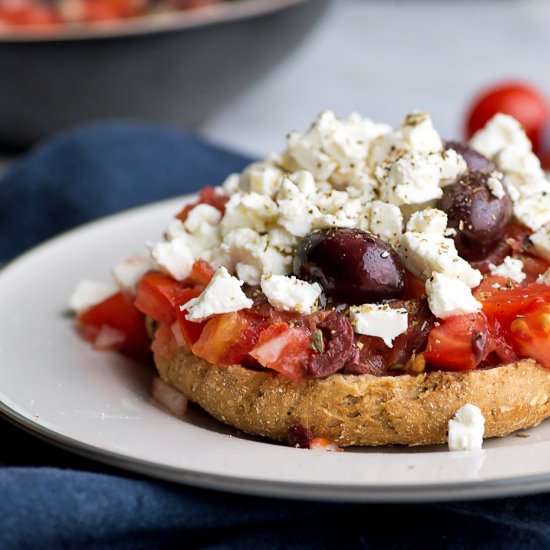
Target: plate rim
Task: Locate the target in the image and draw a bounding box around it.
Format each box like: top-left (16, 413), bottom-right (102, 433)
top-left (3, 196), bottom-right (550, 503)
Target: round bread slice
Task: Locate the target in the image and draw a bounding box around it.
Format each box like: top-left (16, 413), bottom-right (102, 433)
top-left (155, 348), bottom-right (550, 446)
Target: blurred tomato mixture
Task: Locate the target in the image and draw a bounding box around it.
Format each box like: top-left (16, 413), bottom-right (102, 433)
top-left (0, 0), bottom-right (221, 28)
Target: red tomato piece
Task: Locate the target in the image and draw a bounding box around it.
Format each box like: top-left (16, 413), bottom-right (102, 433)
top-left (465, 82), bottom-right (550, 155)
top-left (514, 253), bottom-right (550, 284)
top-left (424, 313), bottom-right (491, 371)
top-left (250, 326), bottom-right (312, 382)
top-left (191, 312), bottom-right (266, 366)
top-left (176, 187), bottom-right (229, 222)
top-left (135, 272), bottom-right (196, 325)
top-left (78, 291), bottom-right (149, 361)
top-left (188, 259), bottom-right (215, 287)
top-left (151, 323), bottom-right (179, 362)
top-left (510, 303), bottom-right (550, 369)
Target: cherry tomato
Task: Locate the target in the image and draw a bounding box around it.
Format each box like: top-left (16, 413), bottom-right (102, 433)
top-left (510, 303), bottom-right (550, 368)
top-left (78, 291), bottom-right (149, 361)
top-left (465, 82), bottom-right (550, 155)
top-left (424, 313), bottom-right (491, 371)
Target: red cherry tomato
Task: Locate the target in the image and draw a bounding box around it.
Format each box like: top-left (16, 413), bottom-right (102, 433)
top-left (465, 82), bottom-right (550, 155)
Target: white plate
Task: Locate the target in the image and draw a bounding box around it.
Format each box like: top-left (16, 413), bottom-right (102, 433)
top-left (2, 196), bottom-right (550, 503)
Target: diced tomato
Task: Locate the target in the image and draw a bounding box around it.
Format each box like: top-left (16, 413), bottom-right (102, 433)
top-left (424, 313), bottom-right (491, 371)
top-left (510, 303), bottom-right (550, 369)
top-left (135, 272), bottom-right (197, 325)
top-left (188, 259), bottom-right (215, 288)
top-left (176, 187), bottom-right (229, 222)
top-left (475, 278), bottom-right (550, 327)
top-left (151, 323), bottom-right (179, 362)
top-left (404, 271), bottom-right (426, 299)
top-left (191, 312), bottom-right (267, 366)
top-left (250, 326), bottom-right (312, 382)
top-left (78, 291), bottom-right (149, 361)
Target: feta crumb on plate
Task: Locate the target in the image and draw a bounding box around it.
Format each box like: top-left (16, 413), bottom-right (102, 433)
top-left (348, 304), bottom-right (408, 348)
top-left (448, 404), bottom-right (485, 451)
top-left (182, 266), bottom-right (253, 322)
top-left (113, 255), bottom-right (154, 292)
top-left (69, 280), bottom-right (115, 313)
top-left (260, 274), bottom-right (322, 314)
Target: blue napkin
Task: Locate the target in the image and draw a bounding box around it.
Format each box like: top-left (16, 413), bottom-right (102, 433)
top-left (1, 122), bottom-right (550, 549)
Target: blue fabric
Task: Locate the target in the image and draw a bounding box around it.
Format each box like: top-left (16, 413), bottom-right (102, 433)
top-left (1, 122), bottom-right (549, 549)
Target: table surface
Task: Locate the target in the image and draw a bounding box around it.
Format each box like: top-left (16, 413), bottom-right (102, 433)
top-left (200, 0), bottom-right (550, 157)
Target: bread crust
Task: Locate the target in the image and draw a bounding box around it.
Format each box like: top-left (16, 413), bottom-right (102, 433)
top-left (155, 349), bottom-right (550, 446)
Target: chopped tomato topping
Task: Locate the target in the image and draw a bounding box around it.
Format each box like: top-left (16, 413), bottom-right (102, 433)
top-left (515, 253), bottom-right (550, 284)
top-left (135, 272), bottom-right (197, 325)
top-left (188, 259), bottom-right (215, 288)
top-left (510, 303), bottom-right (550, 369)
top-left (176, 187), bottom-right (229, 222)
top-left (424, 313), bottom-right (491, 371)
top-left (250, 325), bottom-right (312, 382)
top-left (191, 312), bottom-right (267, 366)
top-left (78, 291), bottom-right (149, 361)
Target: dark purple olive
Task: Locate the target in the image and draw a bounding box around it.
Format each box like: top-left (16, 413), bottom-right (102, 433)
top-left (293, 228), bottom-right (407, 304)
top-left (437, 171), bottom-right (512, 261)
top-left (444, 141), bottom-right (497, 173)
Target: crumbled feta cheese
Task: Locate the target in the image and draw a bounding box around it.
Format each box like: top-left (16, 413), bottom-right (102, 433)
top-left (112, 255), bottom-right (153, 292)
top-left (164, 219), bottom-right (186, 241)
top-left (151, 237), bottom-right (195, 281)
top-left (276, 179), bottom-right (322, 237)
top-left (216, 173), bottom-right (240, 196)
top-left (221, 192), bottom-right (278, 234)
top-left (406, 208), bottom-right (447, 235)
top-left (486, 171), bottom-right (506, 199)
top-left (244, 163), bottom-right (284, 196)
top-left (183, 204), bottom-right (221, 233)
top-left (470, 113), bottom-right (532, 159)
top-left (287, 110), bottom-right (389, 181)
top-left (530, 224), bottom-right (550, 262)
top-left (235, 263), bottom-right (261, 286)
top-left (489, 256), bottom-right (526, 283)
top-left (368, 111), bottom-right (442, 167)
top-left (182, 266), bottom-right (253, 322)
top-left (399, 231), bottom-right (482, 288)
top-left (376, 150), bottom-right (465, 206)
top-left (513, 193), bottom-right (550, 231)
top-left (260, 274), bottom-right (322, 314)
top-left (349, 304), bottom-right (408, 348)
top-left (69, 280), bottom-right (115, 313)
top-left (537, 268), bottom-right (550, 286)
top-left (448, 404), bottom-right (485, 451)
top-left (369, 201), bottom-right (403, 245)
top-left (426, 273), bottom-right (482, 319)
top-left (268, 227), bottom-right (298, 253)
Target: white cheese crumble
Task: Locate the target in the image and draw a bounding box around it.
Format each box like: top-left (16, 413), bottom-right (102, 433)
top-left (486, 171), bottom-right (506, 199)
top-left (348, 304), bottom-right (408, 348)
top-left (112, 255), bottom-right (154, 292)
top-left (531, 224), bottom-right (550, 262)
top-left (399, 231), bottom-right (482, 288)
top-left (368, 201), bottom-right (403, 245)
top-left (489, 256), bottom-right (526, 283)
top-left (260, 274), bottom-right (322, 314)
top-left (182, 266), bottom-right (253, 322)
top-left (69, 280), bottom-right (115, 313)
top-left (406, 208), bottom-right (448, 235)
top-left (470, 113), bottom-right (531, 159)
top-left (448, 404), bottom-right (485, 451)
top-left (425, 273), bottom-right (482, 319)
top-left (151, 237), bottom-right (195, 281)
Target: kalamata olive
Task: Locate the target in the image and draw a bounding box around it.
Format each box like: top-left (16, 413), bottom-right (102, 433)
top-left (444, 140), bottom-right (497, 172)
top-left (437, 171), bottom-right (512, 261)
top-left (293, 228), bottom-right (407, 304)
